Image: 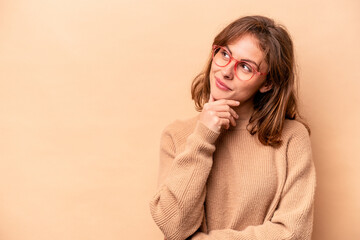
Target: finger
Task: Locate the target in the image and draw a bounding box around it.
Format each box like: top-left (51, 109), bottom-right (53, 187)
top-left (210, 105), bottom-right (239, 119)
top-left (209, 94), bottom-right (215, 103)
top-left (216, 111), bottom-right (232, 119)
top-left (229, 115), bottom-right (237, 127)
top-left (220, 118), bottom-right (230, 129)
top-left (216, 112), bottom-right (237, 127)
top-left (228, 107), bottom-right (239, 119)
top-left (222, 99), bottom-right (240, 106)
top-left (212, 99), bottom-right (240, 106)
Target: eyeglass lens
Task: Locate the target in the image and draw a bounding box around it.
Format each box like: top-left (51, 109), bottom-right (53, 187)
top-left (213, 47), bottom-right (256, 81)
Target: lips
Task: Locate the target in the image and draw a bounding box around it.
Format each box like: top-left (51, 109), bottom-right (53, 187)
top-left (215, 77), bottom-right (232, 91)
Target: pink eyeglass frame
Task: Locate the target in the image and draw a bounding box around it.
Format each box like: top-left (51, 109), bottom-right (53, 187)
top-left (212, 45), bottom-right (267, 81)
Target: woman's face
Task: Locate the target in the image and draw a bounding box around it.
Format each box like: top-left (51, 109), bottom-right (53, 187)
top-left (209, 34), bottom-right (270, 105)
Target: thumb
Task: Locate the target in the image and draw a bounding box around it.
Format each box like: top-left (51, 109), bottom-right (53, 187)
top-left (209, 94), bottom-right (215, 103)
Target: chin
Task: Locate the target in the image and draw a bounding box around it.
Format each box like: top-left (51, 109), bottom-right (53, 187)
top-left (211, 87), bottom-right (232, 101)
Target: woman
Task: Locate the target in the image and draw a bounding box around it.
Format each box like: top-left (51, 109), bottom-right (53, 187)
top-left (150, 15), bottom-right (316, 240)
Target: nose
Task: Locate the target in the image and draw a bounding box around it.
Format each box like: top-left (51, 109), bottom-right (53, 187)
top-left (221, 60), bottom-right (235, 80)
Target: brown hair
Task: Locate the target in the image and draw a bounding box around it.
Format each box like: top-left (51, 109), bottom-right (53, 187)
top-left (191, 15), bottom-right (310, 147)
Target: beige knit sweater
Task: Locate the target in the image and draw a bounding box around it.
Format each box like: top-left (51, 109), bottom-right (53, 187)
top-left (150, 115), bottom-right (316, 240)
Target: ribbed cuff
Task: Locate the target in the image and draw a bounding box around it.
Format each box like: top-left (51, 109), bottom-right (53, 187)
top-left (193, 121), bottom-right (220, 144)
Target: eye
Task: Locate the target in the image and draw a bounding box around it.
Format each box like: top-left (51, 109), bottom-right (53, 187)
top-left (238, 62), bottom-right (253, 73)
top-left (220, 49), bottom-right (230, 60)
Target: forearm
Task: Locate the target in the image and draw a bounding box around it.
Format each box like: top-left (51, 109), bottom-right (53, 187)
top-left (191, 213), bottom-right (314, 240)
top-left (150, 122), bottom-right (219, 240)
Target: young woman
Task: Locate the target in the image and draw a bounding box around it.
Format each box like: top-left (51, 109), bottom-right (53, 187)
top-left (150, 15), bottom-right (316, 240)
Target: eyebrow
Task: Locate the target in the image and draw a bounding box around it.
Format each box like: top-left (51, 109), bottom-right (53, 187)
top-left (225, 45), bottom-right (261, 70)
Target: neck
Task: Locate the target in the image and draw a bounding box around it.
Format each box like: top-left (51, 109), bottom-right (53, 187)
top-left (232, 100), bottom-right (254, 121)
top-left (226, 100), bottom-right (254, 131)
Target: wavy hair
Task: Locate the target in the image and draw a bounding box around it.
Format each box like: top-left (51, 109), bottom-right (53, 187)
top-left (191, 15), bottom-right (309, 147)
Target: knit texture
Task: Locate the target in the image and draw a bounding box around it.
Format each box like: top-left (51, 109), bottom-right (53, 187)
top-left (149, 115), bottom-right (316, 240)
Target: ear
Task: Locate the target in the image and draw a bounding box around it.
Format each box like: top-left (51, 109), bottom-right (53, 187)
top-left (259, 80), bottom-right (273, 93)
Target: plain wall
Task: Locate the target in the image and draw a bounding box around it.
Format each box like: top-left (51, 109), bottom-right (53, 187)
top-left (0, 0), bottom-right (359, 239)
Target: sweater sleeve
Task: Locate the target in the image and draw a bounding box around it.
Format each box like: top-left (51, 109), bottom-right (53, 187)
top-left (149, 121), bottom-right (220, 240)
top-left (191, 126), bottom-right (316, 240)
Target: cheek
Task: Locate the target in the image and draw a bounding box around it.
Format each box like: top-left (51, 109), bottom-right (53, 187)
top-left (232, 82), bottom-right (262, 100)
top-left (210, 63), bottom-right (222, 74)
top-left (209, 66), bottom-right (217, 85)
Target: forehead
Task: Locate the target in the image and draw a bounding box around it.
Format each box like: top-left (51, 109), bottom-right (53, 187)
top-left (227, 34), bottom-right (265, 63)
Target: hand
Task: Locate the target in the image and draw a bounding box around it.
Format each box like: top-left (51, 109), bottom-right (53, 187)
top-left (199, 94), bottom-right (240, 133)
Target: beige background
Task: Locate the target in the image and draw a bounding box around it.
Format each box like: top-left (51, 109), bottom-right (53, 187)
top-left (0, 0), bottom-right (359, 239)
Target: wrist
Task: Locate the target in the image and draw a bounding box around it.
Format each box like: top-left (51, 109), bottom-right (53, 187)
top-left (195, 121), bottom-right (220, 144)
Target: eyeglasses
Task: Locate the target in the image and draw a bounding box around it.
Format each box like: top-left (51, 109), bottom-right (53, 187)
top-left (212, 45), bottom-right (267, 81)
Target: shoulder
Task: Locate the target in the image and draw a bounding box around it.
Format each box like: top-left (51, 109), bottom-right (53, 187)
top-left (161, 115), bottom-right (200, 147)
top-left (282, 119), bottom-right (310, 141)
top-left (281, 119), bottom-right (312, 154)
top-left (162, 115), bottom-right (199, 136)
